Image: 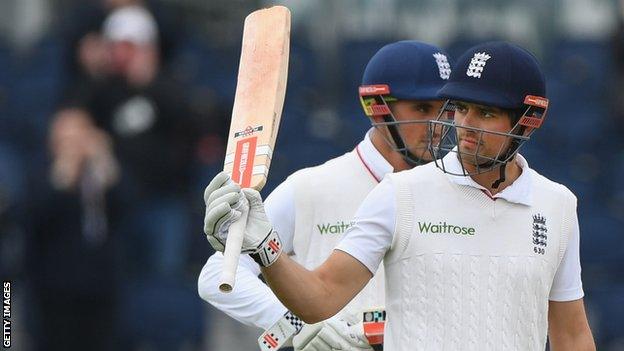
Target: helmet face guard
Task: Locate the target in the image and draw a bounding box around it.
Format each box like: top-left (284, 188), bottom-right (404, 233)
top-left (359, 84), bottom-right (435, 166)
top-left (428, 95), bottom-right (549, 176)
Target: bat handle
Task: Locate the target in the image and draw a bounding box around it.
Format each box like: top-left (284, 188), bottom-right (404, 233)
top-left (218, 201), bottom-right (250, 293)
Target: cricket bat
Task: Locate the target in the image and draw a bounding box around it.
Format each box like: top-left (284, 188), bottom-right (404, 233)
top-left (219, 6), bottom-right (291, 293)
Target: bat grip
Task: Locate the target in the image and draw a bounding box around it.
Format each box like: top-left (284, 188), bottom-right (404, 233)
top-left (218, 202), bottom-right (250, 293)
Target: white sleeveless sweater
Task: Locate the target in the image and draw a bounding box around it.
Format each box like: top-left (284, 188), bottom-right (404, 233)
top-left (290, 149), bottom-right (386, 315)
top-left (383, 163), bottom-right (575, 351)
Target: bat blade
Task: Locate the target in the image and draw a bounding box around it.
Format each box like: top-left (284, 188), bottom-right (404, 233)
top-left (219, 5), bottom-right (290, 293)
top-left (223, 5), bottom-right (290, 190)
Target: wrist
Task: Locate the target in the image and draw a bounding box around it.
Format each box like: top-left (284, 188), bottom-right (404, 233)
top-left (259, 310), bottom-right (304, 351)
top-left (250, 228), bottom-right (283, 267)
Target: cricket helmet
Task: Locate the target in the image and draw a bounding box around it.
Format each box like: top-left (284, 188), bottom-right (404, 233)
top-left (359, 40), bottom-right (452, 166)
top-left (429, 41), bottom-right (549, 187)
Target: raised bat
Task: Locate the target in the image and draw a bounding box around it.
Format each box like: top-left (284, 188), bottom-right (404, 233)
top-left (219, 5), bottom-right (291, 293)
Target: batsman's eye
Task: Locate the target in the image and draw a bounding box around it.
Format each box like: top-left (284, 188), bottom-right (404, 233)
top-left (454, 103), bottom-right (468, 114)
top-left (481, 110), bottom-right (496, 119)
top-left (413, 103), bottom-right (432, 114)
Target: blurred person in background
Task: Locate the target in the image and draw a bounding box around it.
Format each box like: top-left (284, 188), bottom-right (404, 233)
top-left (54, 4), bottom-right (198, 279)
top-left (32, 4), bottom-right (204, 349)
top-left (29, 109), bottom-right (120, 351)
top-left (199, 41), bottom-right (452, 350)
top-left (60, 0), bottom-right (177, 95)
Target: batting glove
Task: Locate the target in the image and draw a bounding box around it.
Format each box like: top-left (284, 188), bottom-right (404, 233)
top-left (293, 312), bottom-right (373, 351)
top-left (203, 172), bottom-right (283, 267)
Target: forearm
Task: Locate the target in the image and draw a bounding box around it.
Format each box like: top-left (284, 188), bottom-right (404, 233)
top-left (202, 177), bottom-right (372, 325)
top-left (549, 331), bottom-right (595, 351)
top-left (548, 299), bottom-right (596, 351)
top-left (261, 254), bottom-right (344, 323)
top-left (198, 253), bottom-right (287, 329)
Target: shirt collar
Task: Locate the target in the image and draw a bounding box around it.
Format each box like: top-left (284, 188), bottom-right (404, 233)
top-left (355, 130), bottom-right (394, 182)
top-left (441, 149), bottom-right (533, 206)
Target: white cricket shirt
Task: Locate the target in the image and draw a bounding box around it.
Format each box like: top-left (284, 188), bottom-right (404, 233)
top-left (336, 151), bottom-right (584, 350)
top-left (335, 151), bottom-right (584, 302)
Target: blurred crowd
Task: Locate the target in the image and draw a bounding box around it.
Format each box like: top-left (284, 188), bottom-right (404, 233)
top-left (2, 0), bottom-right (229, 350)
top-left (0, 0), bottom-right (623, 350)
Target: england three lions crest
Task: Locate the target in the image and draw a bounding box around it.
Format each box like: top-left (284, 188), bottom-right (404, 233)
top-left (532, 214), bottom-right (547, 255)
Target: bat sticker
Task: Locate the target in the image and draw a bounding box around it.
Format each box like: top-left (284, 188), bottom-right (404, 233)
top-left (235, 125), bottom-right (264, 138)
top-left (232, 136), bottom-right (258, 187)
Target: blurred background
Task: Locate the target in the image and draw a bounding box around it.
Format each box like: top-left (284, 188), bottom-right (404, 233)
top-left (0, 0), bottom-right (622, 350)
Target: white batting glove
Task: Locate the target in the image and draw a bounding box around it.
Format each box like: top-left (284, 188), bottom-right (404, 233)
top-left (293, 312), bottom-right (373, 351)
top-left (203, 171), bottom-right (283, 267)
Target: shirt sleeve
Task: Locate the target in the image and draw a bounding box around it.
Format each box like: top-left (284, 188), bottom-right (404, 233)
top-left (198, 252), bottom-right (288, 330)
top-left (334, 177), bottom-right (396, 275)
top-left (196, 179), bottom-right (298, 330)
top-left (549, 211), bottom-right (584, 301)
top-left (264, 178), bottom-right (296, 254)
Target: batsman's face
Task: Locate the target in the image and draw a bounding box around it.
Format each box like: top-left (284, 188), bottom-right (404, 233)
top-left (452, 101), bottom-right (514, 167)
top-left (389, 99), bottom-right (445, 161)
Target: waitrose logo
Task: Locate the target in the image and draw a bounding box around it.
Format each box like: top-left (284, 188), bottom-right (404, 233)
top-left (317, 221), bottom-right (354, 235)
top-left (418, 221), bottom-right (475, 236)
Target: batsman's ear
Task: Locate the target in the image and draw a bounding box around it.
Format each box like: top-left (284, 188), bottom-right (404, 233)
top-left (204, 171), bottom-right (232, 203)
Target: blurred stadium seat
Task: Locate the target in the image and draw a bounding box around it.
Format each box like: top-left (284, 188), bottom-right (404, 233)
top-left (338, 40), bottom-right (384, 112)
top-left (11, 36), bottom-right (66, 136)
top-left (579, 211), bottom-right (624, 266)
top-left (548, 39), bottom-right (613, 99)
top-left (170, 35), bottom-right (238, 104)
top-left (585, 285), bottom-right (624, 350)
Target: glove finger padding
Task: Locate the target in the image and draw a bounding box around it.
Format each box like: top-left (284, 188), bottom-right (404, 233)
top-left (206, 192), bottom-right (243, 213)
top-left (327, 317), bottom-right (372, 350)
top-left (241, 188), bottom-right (269, 250)
top-left (241, 187), bottom-right (263, 205)
top-left (204, 201), bottom-right (243, 252)
top-left (298, 333), bottom-right (334, 351)
top-left (203, 171), bottom-right (231, 203)
top-left (319, 325), bottom-right (349, 349)
top-left (243, 188), bottom-right (267, 222)
top-left (206, 234), bottom-right (225, 252)
top-left (294, 322), bottom-right (333, 351)
top-left (204, 201), bottom-right (233, 234)
top-left (342, 321), bottom-right (373, 350)
top-left (293, 314), bottom-right (373, 351)
top-left (206, 182), bottom-right (243, 208)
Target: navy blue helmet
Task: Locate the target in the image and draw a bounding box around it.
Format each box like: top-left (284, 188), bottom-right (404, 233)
top-left (359, 40), bottom-right (452, 166)
top-left (430, 41), bottom-right (549, 186)
top-left (362, 40), bottom-right (452, 100)
top-left (438, 41), bottom-right (546, 109)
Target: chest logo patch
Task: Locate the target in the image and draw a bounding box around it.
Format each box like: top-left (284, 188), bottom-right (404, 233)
top-left (532, 214), bottom-right (548, 255)
top-left (417, 221), bottom-right (475, 236)
top-left (317, 221), bottom-right (354, 235)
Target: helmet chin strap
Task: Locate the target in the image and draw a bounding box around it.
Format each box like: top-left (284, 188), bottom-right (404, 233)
top-left (382, 115), bottom-right (429, 166)
top-left (491, 163), bottom-right (507, 189)
top-left (483, 124), bottom-right (525, 189)
top-left (478, 138), bottom-right (520, 189)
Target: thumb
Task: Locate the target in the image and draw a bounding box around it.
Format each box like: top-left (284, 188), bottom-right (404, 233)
top-left (242, 188), bottom-right (263, 208)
